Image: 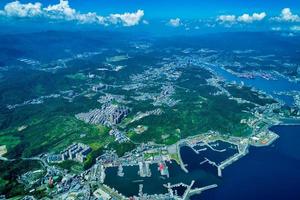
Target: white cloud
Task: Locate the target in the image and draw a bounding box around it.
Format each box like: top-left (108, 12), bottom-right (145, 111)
top-left (290, 26), bottom-right (300, 32)
top-left (237, 12), bottom-right (266, 23)
top-left (0, 0), bottom-right (144, 27)
top-left (2, 1), bottom-right (42, 18)
top-left (286, 32), bottom-right (295, 37)
top-left (271, 27), bottom-right (282, 31)
top-left (169, 18), bottom-right (181, 27)
top-left (43, 0), bottom-right (75, 20)
top-left (206, 23), bottom-right (216, 28)
top-left (43, 0), bottom-right (107, 24)
top-left (76, 12), bottom-right (106, 24)
top-left (217, 12), bottom-right (266, 24)
top-left (217, 15), bottom-right (236, 23)
top-left (109, 10), bottom-right (144, 26)
top-left (142, 20), bottom-right (149, 25)
top-left (274, 8), bottom-right (300, 22)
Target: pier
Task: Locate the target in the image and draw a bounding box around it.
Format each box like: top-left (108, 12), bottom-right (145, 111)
top-left (181, 180), bottom-right (195, 200)
top-left (204, 141), bottom-right (226, 153)
top-left (177, 143), bottom-right (189, 173)
top-left (187, 184), bottom-right (218, 199)
top-left (165, 181), bottom-right (218, 200)
top-left (138, 161), bottom-right (151, 177)
top-left (217, 149), bottom-right (248, 177)
top-left (117, 165), bottom-right (124, 177)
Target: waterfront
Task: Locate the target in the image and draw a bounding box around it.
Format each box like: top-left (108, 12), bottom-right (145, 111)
top-left (193, 125), bottom-right (300, 200)
top-left (104, 160), bottom-right (220, 197)
top-left (103, 141), bottom-right (239, 197)
top-left (103, 125), bottom-right (300, 199)
top-left (206, 65), bottom-right (300, 106)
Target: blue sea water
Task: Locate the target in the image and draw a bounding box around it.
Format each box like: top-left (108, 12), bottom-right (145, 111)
top-left (104, 158), bottom-right (220, 197)
top-left (190, 125), bottom-right (300, 200)
top-left (207, 65), bottom-right (300, 106)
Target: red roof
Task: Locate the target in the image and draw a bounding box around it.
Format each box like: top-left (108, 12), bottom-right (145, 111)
top-left (159, 163), bottom-right (164, 171)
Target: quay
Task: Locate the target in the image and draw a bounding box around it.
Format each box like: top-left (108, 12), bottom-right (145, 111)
top-left (187, 184), bottom-right (218, 199)
top-left (217, 146), bottom-right (248, 177)
top-left (165, 181), bottom-right (218, 200)
top-left (177, 143), bottom-right (189, 173)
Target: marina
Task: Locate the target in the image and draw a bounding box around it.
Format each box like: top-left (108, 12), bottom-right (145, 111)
top-left (197, 125), bottom-right (300, 200)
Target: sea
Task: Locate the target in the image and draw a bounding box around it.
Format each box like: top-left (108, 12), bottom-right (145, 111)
top-left (194, 125), bottom-right (300, 200)
top-left (206, 64), bottom-right (300, 106)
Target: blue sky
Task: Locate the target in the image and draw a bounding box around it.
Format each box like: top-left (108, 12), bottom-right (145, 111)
top-left (0, 0), bottom-right (299, 19)
top-left (0, 0), bottom-right (300, 33)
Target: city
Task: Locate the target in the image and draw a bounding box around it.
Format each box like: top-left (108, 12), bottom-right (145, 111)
top-left (0, 1), bottom-right (300, 200)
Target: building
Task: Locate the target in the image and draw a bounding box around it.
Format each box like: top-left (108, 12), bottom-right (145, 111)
top-left (93, 188), bottom-right (111, 200)
top-left (75, 104), bottom-right (130, 127)
top-left (47, 154), bottom-right (63, 163)
top-left (61, 143), bottom-right (92, 163)
top-left (109, 129), bottom-right (129, 143)
top-left (92, 83), bottom-right (105, 92)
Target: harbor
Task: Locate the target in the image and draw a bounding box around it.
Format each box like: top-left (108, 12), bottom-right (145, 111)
top-left (198, 125), bottom-right (300, 200)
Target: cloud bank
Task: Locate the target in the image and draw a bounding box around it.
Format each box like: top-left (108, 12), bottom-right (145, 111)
top-left (168, 18), bottom-right (181, 27)
top-left (217, 12), bottom-right (266, 24)
top-left (1, 1), bottom-right (42, 18)
top-left (0, 0), bottom-right (144, 27)
top-left (290, 25), bottom-right (300, 32)
top-left (273, 8), bottom-right (300, 22)
top-left (109, 10), bottom-right (144, 27)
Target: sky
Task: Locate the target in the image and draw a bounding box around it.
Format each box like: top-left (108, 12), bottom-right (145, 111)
top-left (0, 0), bottom-right (299, 19)
top-left (69, 0), bottom-right (300, 19)
top-left (0, 0), bottom-right (299, 33)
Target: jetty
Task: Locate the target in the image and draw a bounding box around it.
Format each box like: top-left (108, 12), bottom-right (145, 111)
top-left (177, 143), bottom-right (189, 173)
top-left (164, 181), bottom-right (218, 200)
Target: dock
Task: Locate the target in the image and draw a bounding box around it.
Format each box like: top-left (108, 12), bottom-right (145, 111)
top-left (217, 148), bottom-right (248, 177)
top-left (187, 184), bottom-right (218, 199)
top-left (165, 181), bottom-right (218, 200)
top-left (177, 143), bottom-right (189, 173)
